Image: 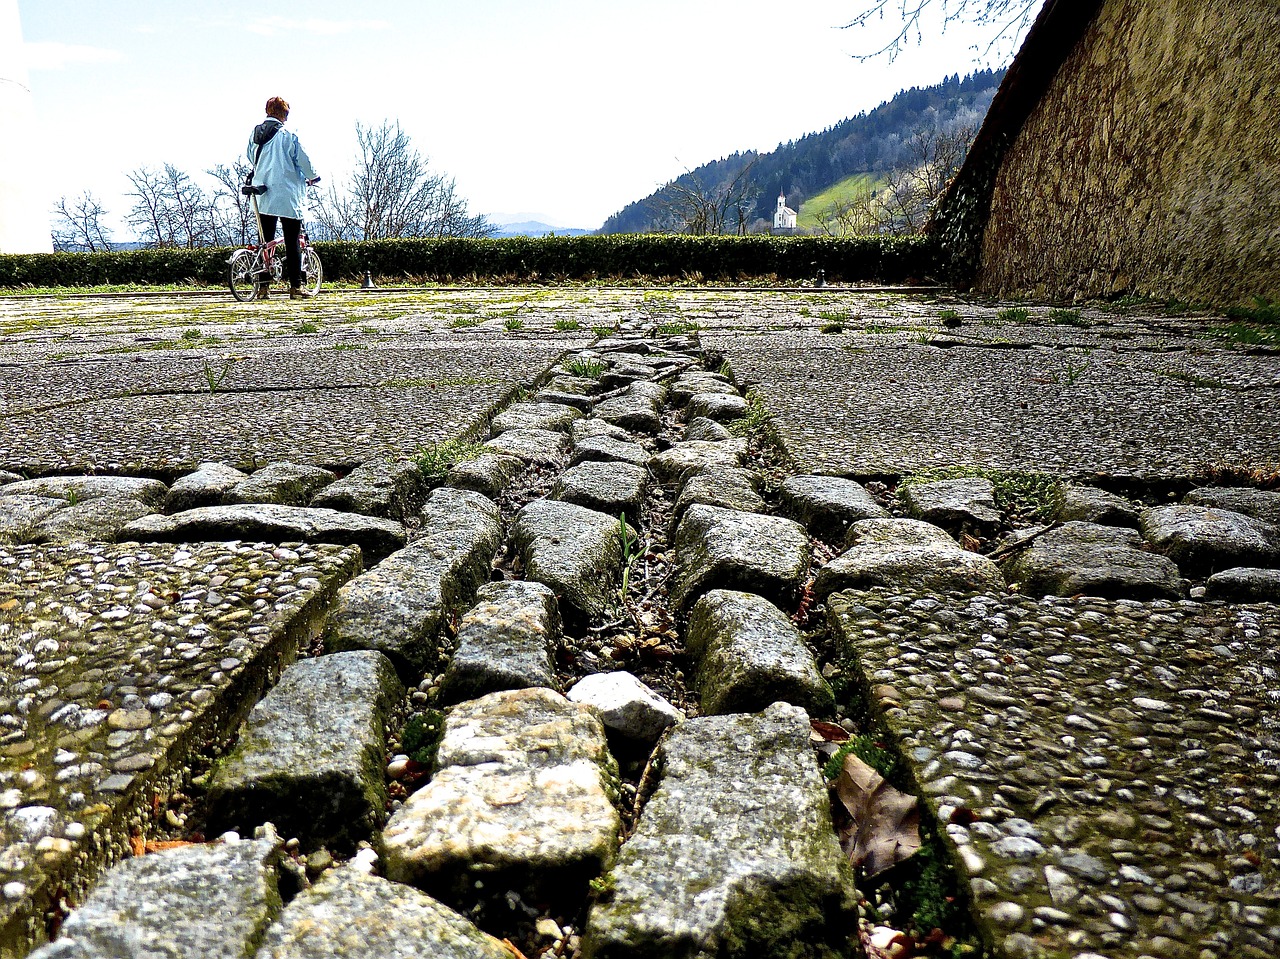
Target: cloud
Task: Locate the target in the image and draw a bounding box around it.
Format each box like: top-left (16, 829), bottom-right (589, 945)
top-left (25, 42), bottom-right (126, 71)
top-left (242, 17), bottom-right (390, 37)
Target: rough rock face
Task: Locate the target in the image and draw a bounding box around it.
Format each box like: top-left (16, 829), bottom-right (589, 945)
top-left (207, 651), bottom-right (403, 850)
top-left (510, 499), bottom-right (633, 620)
top-left (0, 494), bottom-right (64, 543)
top-left (382, 688), bottom-right (621, 910)
top-left (814, 517), bottom-right (1006, 599)
top-left (580, 702), bottom-right (856, 959)
top-left (1183, 486), bottom-right (1280, 526)
top-left (1002, 521), bottom-right (1183, 599)
top-left (164, 462), bottom-right (248, 512)
top-left (26, 839), bottom-right (281, 959)
top-left (121, 504), bottom-right (407, 565)
top-left (1140, 504), bottom-right (1280, 575)
top-left (687, 590), bottom-right (833, 715)
top-left (256, 865), bottom-right (511, 959)
top-left (570, 435), bottom-right (650, 468)
top-left (324, 488), bottom-right (502, 676)
top-left (490, 401), bottom-right (583, 436)
top-left (438, 580), bottom-right (562, 705)
top-left (670, 505), bottom-right (812, 614)
top-left (670, 372), bottom-right (736, 406)
top-left (225, 462), bottom-right (337, 507)
top-left (685, 392), bottom-right (749, 423)
top-left (682, 416), bottom-right (732, 443)
top-left (309, 457), bottom-right (428, 521)
top-left (2, 475), bottom-right (168, 507)
top-left (1204, 566), bottom-right (1280, 602)
top-left (899, 477), bottom-right (1002, 535)
top-left (778, 475), bottom-right (889, 542)
top-left (552, 461), bottom-right (648, 519)
top-left (649, 441), bottom-right (745, 489)
top-left (593, 383), bottom-right (665, 434)
top-left (1057, 484), bottom-right (1140, 527)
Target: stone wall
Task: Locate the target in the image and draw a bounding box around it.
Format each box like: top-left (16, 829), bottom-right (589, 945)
top-left (977, 0), bottom-right (1280, 307)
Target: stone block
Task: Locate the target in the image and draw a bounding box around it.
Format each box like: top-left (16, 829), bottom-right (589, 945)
top-left (1204, 566), bottom-right (1280, 602)
top-left (324, 488), bottom-right (501, 677)
top-left (670, 467), bottom-right (764, 530)
top-left (687, 590), bottom-right (833, 716)
top-left (552, 461), bottom-right (648, 519)
top-left (814, 518), bottom-right (1006, 600)
top-left (444, 452), bottom-right (525, 500)
top-left (682, 415), bottom-right (732, 442)
top-left (670, 505), bottom-right (812, 614)
top-left (164, 462), bottom-right (248, 512)
top-left (27, 839), bottom-right (281, 959)
top-left (778, 475), bottom-right (890, 543)
top-left (483, 427), bottom-right (569, 466)
top-left (490, 402), bottom-right (582, 436)
top-left (580, 702), bottom-right (855, 959)
top-left (1140, 504), bottom-right (1280, 575)
top-left (207, 651), bottom-right (403, 850)
top-left (439, 580), bottom-right (562, 706)
top-left (225, 462), bottom-right (337, 507)
top-left (648, 440), bottom-right (745, 490)
top-left (1183, 486), bottom-right (1280, 526)
top-left (566, 672), bottom-right (682, 743)
top-left (382, 688), bottom-right (621, 910)
top-left (0, 494), bottom-right (64, 544)
top-left (2, 475), bottom-right (168, 508)
top-left (29, 496), bottom-right (156, 545)
top-left (256, 865), bottom-right (511, 959)
top-left (309, 457), bottom-right (428, 521)
top-left (570, 435), bottom-right (650, 468)
top-left (899, 477), bottom-right (1002, 535)
top-left (1058, 484), bottom-right (1140, 526)
top-left (510, 499), bottom-right (633, 620)
top-left (1002, 521), bottom-right (1183, 600)
top-left (122, 504), bottom-right (406, 566)
top-left (686, 392), bottom-right (748, 423)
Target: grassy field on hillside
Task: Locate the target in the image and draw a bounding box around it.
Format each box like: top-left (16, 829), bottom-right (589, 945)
top-left (797, 173), bottom-right (882, 232)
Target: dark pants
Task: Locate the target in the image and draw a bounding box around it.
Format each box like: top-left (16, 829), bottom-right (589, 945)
top-left (259, 215), bottom-right (302, 287)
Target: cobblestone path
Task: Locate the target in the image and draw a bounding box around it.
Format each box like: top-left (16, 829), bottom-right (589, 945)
top-left (0, 289), bottom-right (1276, 959)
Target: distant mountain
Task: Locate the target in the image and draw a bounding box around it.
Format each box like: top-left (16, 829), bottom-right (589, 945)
top-left (489, 220), bottom-right (593, 238)
top-left (600, 68), bottom-right (1005, 234)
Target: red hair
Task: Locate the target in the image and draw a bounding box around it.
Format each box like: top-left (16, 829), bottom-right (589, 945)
top-left (265, 97), bottom-right (290, 120)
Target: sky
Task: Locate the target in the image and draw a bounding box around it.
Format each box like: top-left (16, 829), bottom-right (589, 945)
top-left (15, 1), bottom-right (1019, 235)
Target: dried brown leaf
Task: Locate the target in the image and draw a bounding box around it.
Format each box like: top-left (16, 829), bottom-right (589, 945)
top-left (833, 752), bottom-right (921, 876)
top-left (809, 719), bottom-right (850, 744)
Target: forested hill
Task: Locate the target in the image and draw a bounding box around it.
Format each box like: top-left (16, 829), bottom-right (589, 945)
top-left (600, 68), bottom-right (1005, 234)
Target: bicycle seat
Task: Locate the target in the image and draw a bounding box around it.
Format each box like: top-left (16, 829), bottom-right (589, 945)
top-left (241, 184), bottom-right (268, 196)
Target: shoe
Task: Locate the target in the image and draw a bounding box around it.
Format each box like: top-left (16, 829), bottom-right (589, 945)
top-left (289, 287), bottom-right (313, 300)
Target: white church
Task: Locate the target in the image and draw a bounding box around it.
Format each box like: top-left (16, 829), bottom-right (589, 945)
top-left (772, 191), bottom-right (797, 233)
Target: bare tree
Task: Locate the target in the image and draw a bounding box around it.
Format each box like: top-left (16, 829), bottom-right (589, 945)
top-left (312, 120), bottom-right (494, 241)
top-left (206, 160), bottom-right (255, 246)
top-left (125, 164), bottom-right (217, 248)
top-left (845, 0), bottom-right (1041, 60)
top-left (658, 158), bottom-right (760, 236)
top-left (50, 192), bottom-right (113, 251)
top-left (813, 125), bottom-right (975, 236)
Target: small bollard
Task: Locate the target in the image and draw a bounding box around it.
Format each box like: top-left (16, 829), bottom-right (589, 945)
top-left (814, 268), bottom-right (826, 288)
top-left (361, 270), bottom-right (376, 290)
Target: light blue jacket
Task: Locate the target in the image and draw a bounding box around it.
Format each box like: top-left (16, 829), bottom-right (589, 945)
top-left (247, 119), bottom-right (316, 220)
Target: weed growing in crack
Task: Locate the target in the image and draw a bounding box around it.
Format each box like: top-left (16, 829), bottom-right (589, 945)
top-left (591, 325), bottom-right (615, 337)
top-left (617, 512), bottom-right (641, 605)
top-left (566, 357), bottom-right (605, 379)
top-left (997, 307), bottom-right (1030, 323)
top-left (202, 358), bottom-right (238, 393)
top-left (295, 321), bottom-right (320, 334)
top-left (1048, 308), bottom-right (1089, 327)
top-left (654, 319), bottom-right (700, 336)
top-left (728, 390), bottom-right (773, 440)
top-left (504, 317), bottom-right (524, 331)
top-left (554, 318), bottom-right (581, 331)
top-left (898, 465), bottom-right (1065, 524)
top-left (820, 322), bottom-right (845, 334)
top-left (413, 438), bottom-right (483, 479)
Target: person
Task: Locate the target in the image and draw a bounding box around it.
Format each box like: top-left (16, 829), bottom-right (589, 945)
top-left (246, 96), bottom-right (319, 299)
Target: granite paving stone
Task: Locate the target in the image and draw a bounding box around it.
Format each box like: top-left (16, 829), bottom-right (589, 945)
top-left (778, 475), bottom-right (890, 543)
top-left (828, 588), bottom-right (1280, 959)
top-left (0, 495), bottom-right (71, 545)
top-left (1001, 521), bottom-right (1184, 599)
top-left (255, 865), bottom-right (511, 959)
top-left (444, 452), bottom-right (525, 500)
top-left (551, 461), bottom-right (648, 519)
top-left (1140, 504), bottom-right (1280, 575)
top-left (323, 488), bottom-right (501, 678)
top-left (438, 580), bottom-right (562, 706)
top-left (565, 672), bottom-right (682, 744)
top-left (569, 435), bottom-right (650, 468)
top-left (121, 504), bottom-right (406, 567)
top-left (206, 650), bottom-right (403, 850)
top-left (28, 497), bottom-right (157, 546)
top-left (224, 462), bottom-right (337, 507)
top-left (490, 401), bottom-right (583, 436)
top-left (648, 440), bottom-right (746, 490)
top-left (899, 477), bottom-right (1003, 536)
top-left (510, 499), bottom-right (634, 620)
top-left (580, 702), bottom-right (856, 959)
top-left (1203, 566), bottom-right (1280, 602)
top-left (670, 505), bottom-right (812, 614)
top-left (1057, 484), bottom-right (1141, 527)
top-left (0, 477), bottom-right (167, 509)
top-left (483, 427), bottom-right (570, 466)
top-left (670, 467), bottom-right (765, 530)
top-left (682, 415), bottom-right (732, 442)
top-left (383, 688), bottom-right (621, 910)
top-left (26, 838), bottom-right (281, 959)
top-left (1183, 487), bottom-right (1280, 526)
top-left (163, 462), bottom-right (249, 513)
top-left (686, 589), bottom-right (833, 715)
top-left (308, 456), bottom-right (428, 522)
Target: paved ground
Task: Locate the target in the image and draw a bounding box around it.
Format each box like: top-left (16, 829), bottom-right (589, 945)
top-left (0, 286), bottom-right (1276, 959)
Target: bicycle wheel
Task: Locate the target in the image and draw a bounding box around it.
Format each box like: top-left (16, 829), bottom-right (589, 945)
top-left (300, 248), bottom-right (323, 297)
top-left (227, 249), bottom-right (258, 302)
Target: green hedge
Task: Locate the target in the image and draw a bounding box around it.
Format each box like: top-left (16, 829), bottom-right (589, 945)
top-left (0, 234), bottom-right (941, 288)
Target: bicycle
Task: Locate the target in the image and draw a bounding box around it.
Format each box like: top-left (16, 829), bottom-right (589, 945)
top-left (227, 182), bottom-right (323, 302)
